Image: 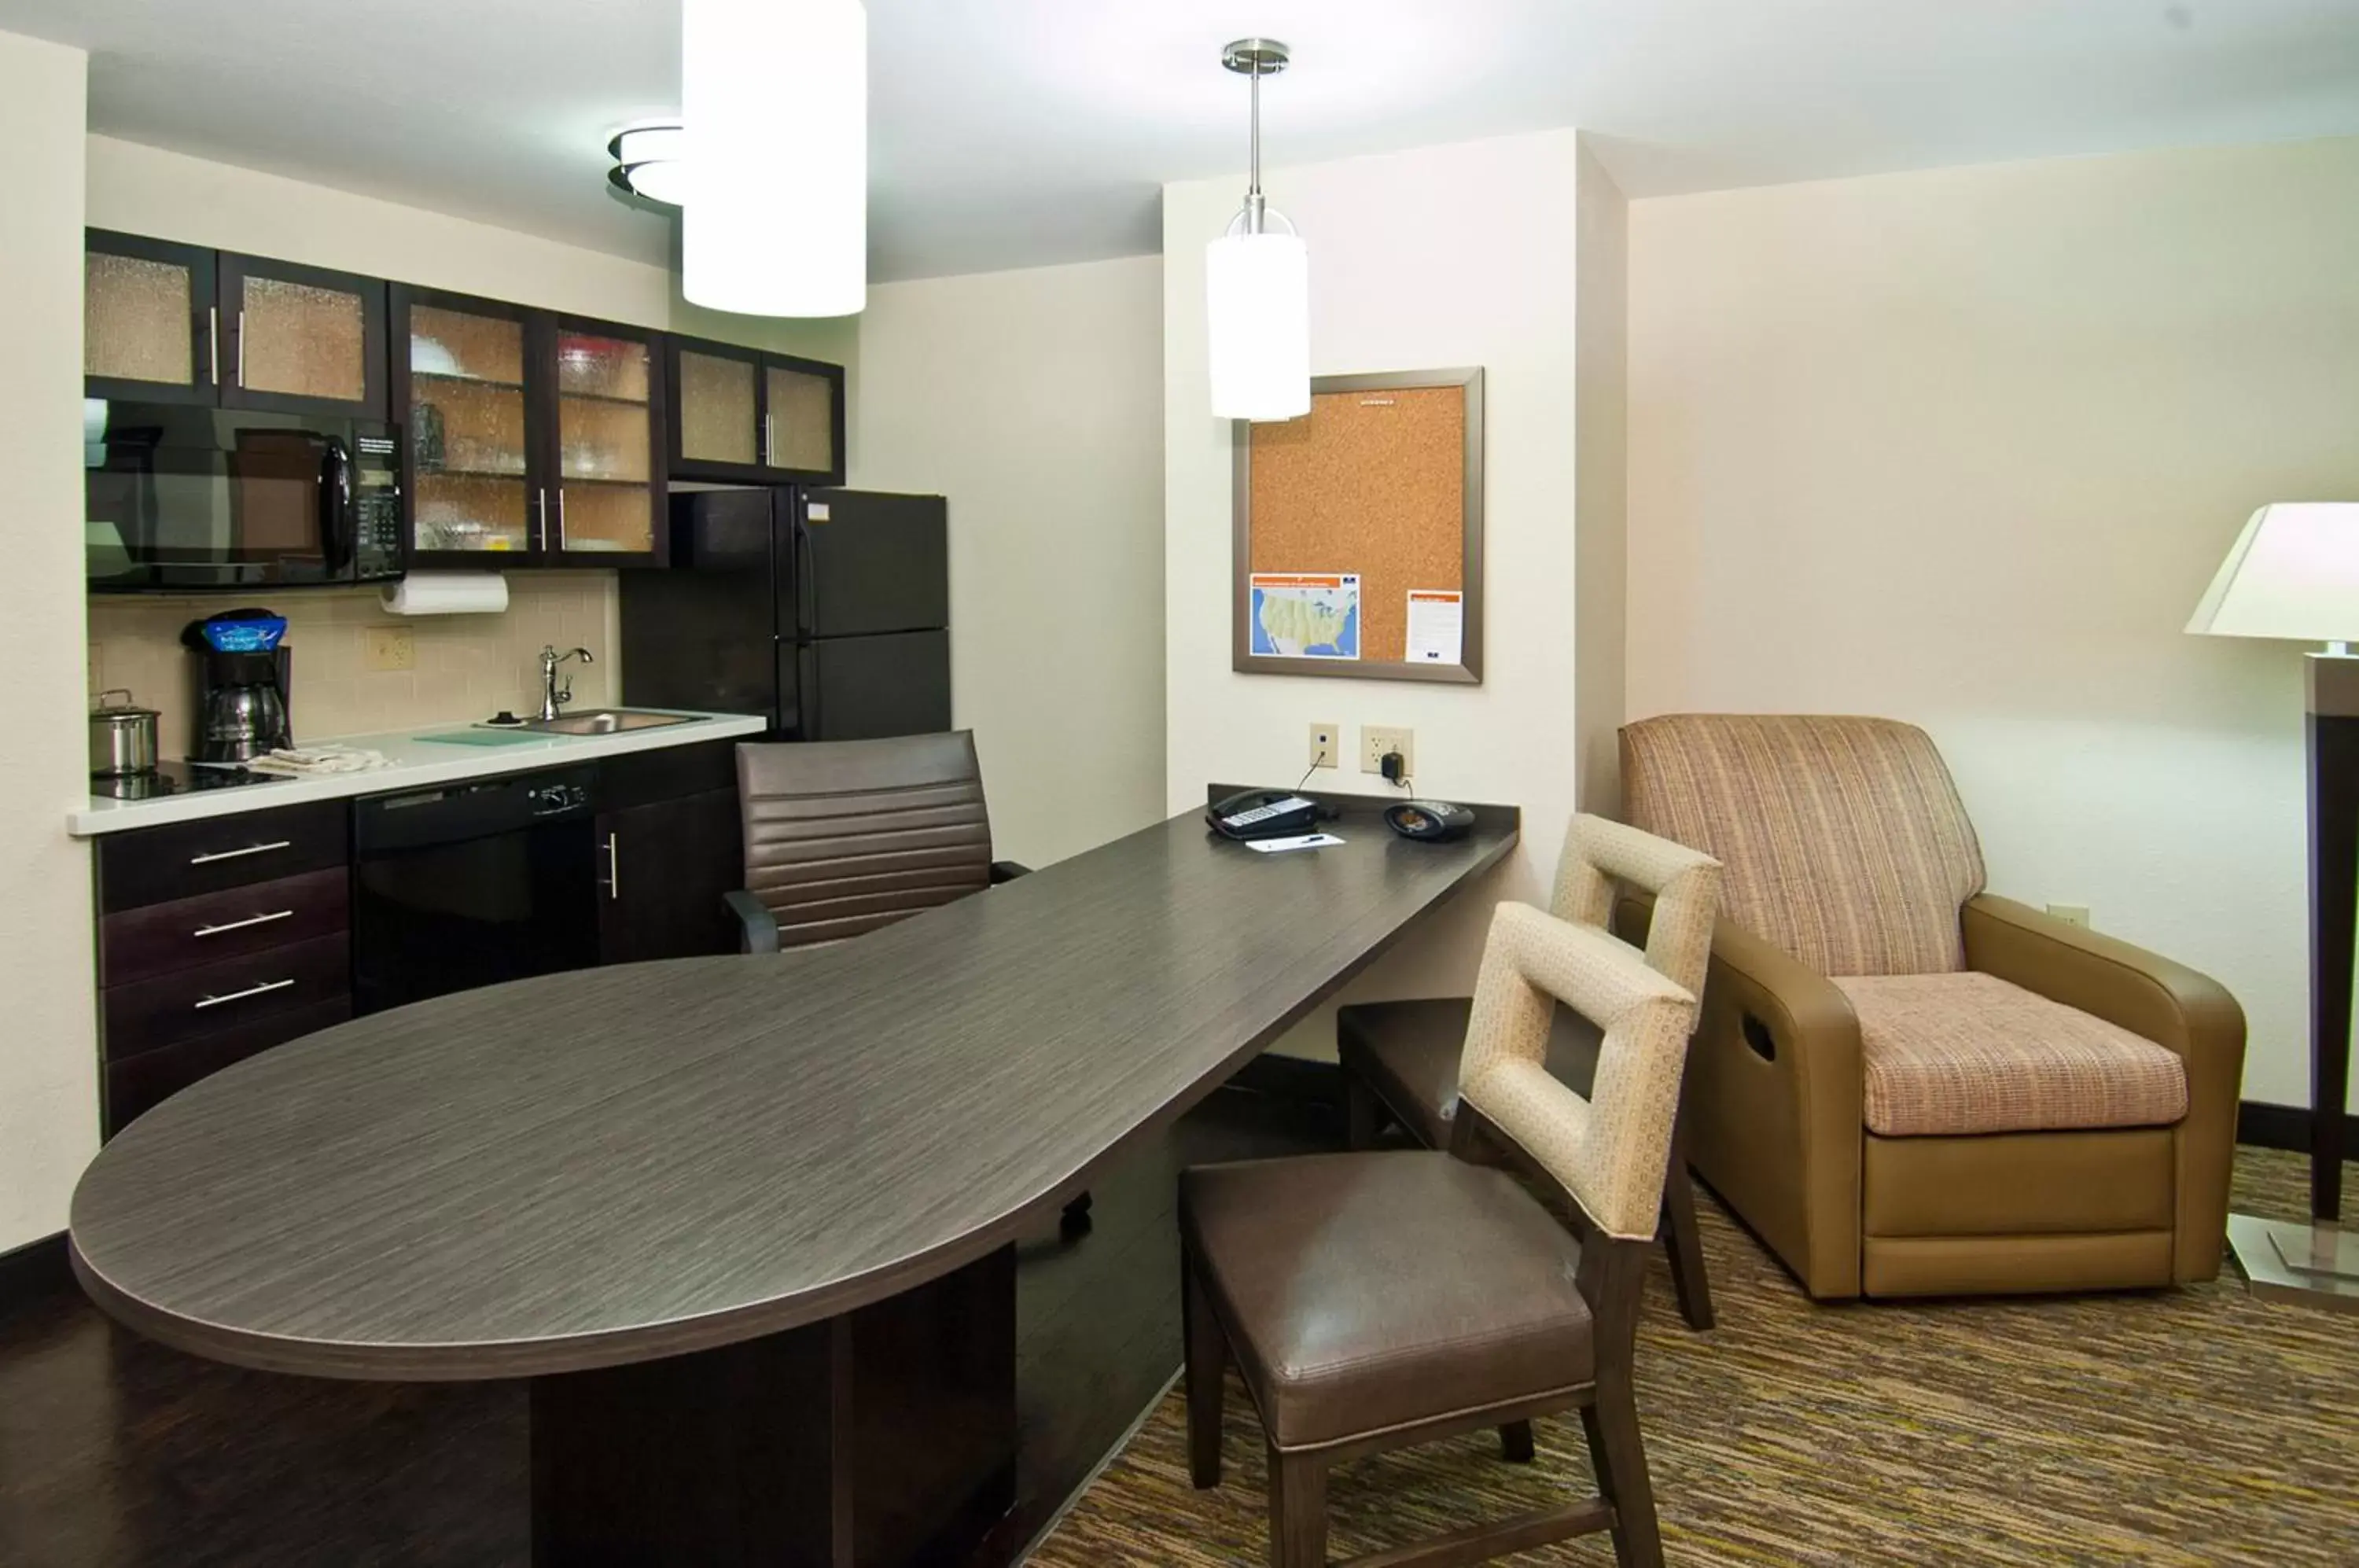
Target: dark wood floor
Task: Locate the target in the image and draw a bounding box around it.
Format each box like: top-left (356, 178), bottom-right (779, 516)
top-left (0, 1082), bottom-right (1340, 1567)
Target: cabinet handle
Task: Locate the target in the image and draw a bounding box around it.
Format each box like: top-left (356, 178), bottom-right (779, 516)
top-left (235, 308), bottom-right (246, 388)
top-left (557, 488), bottom-right (568, 551)
top-left (604, 832), bottom-right (620, 901)
top-left (764, 413), bottom-right (776, 467)
top-left (207, 306), bottom-right (219, 387)
top-left (193, 909), bottom-right (295, 938)
top-left (188, 839), bottom-right (292, 867)
top-left (194, 977), bottom-right (296, 1011)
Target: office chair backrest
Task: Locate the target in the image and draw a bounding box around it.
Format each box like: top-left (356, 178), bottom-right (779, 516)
top-left (737, 731), bottom-right (994, 950)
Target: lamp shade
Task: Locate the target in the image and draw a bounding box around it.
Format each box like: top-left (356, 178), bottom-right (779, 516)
top-left (1207, 230), bottom-right (1309, 422)
top-left (2186, 503), bottom-right (2359, 642)
top-left (682, 0), bottom-right (867, 318)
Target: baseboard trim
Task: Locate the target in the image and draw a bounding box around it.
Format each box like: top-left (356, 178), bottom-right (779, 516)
top-left (0, 1232), bottom-right (72, 1321)
top-left (1228, 1053), bottom-right (1345, 1106)
top-left (2238, 1100), bottom-right (2359, 1156)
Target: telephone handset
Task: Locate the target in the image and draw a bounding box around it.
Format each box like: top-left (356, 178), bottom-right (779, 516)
top-left (1207, 789), bottom-right (1326, 841)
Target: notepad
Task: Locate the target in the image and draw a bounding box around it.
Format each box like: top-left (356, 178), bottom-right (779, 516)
top-left (1245, 833), bottom-right (1345, 854)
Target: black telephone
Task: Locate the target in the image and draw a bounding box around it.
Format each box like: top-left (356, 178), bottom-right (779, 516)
top-left (1207, 789), bottom-right (1326, 841)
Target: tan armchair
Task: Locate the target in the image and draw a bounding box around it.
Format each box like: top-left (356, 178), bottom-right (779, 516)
top-left (1619, 714), bottom-right (2245, 1300)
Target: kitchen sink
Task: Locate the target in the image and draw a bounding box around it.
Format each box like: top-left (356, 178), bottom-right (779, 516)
top-left (506, 709), bottom-right (699, 736)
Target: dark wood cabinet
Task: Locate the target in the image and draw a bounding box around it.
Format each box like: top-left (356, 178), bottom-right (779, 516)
top-left (94, 800), bottom-right (356, 1138)
top-left (395, 286), bottom-right (668, 569)
top-left (86, 232), bottom-right (387, 418)
top-left (595, 740), bottom-right (744, 965)
top-left (84, 230), bottom-right (219, 407)
top-left (667, 335), bottom-right (845, 487)
top-left (218, 252), bottom-right (388, 419)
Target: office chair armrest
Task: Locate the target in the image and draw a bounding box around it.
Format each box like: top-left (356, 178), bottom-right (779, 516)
top-left (723, 889), bottom-right (781, 955)
top-left (989, 860), bottom-right (1033, 884)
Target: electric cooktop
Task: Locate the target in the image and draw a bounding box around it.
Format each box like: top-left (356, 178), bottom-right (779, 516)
top-left (92, 760), bottom-right (298, 802)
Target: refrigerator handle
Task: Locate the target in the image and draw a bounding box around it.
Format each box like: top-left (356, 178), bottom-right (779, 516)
top-left (792, 502), bottom-right (819, 639)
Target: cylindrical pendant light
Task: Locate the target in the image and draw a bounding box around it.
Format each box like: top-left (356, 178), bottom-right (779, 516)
top-left (683, 0), bottom-right (868, 318)
top-left (1208, 39), bottom-right (1308, 422)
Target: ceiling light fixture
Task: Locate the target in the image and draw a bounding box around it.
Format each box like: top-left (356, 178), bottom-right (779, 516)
top-left (606, 122), bottom-right (688, 208)
top-left (1208, 39), bottom-right (1308, 422)
top-left (682, 0), bottom-right (868, 318)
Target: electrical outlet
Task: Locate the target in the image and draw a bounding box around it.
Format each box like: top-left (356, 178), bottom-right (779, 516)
top-left (2046, 904), bottom-right (2091, 929)
top-left (365, 626), bottom-right (416, 673)
top-left (1362, 726), bottom-right (1415, 780)
top-left (1307, 722), bottom-right (1340, 770)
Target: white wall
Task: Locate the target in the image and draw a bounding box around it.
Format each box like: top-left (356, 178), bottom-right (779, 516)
top-left (1165, 131), bottom-right (1599, 1057)
top-left (0, 31), bottom-right (92, 1253)
top-left (851, 256), bottom-right (1168, 867)
top-left (1574, 140), bottom-right (1630, 817)
top-left (1626, 135), bottom-right (2359, 1110)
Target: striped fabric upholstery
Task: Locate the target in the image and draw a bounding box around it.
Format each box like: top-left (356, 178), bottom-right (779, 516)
top-left (1458, 903), bottom-right (1703, 1240)
top-left (1839, 973), bottom-right (2188, 1137)
top-left (737, 733), bottom-right (994, 950)
top-left (1619, 715), bottom-right (1985, 977)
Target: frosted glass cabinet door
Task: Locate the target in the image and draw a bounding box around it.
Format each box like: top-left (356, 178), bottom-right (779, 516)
top-left (554, 326), bottom-right (665, 561)
top-left (764, 361), bottom-right (839, 477)
top-left (676, 348), bottom-right (759, 466)
top-left (85, 230), bottom-right (217, 405)
top-left (403, 296), bottom-right (539, 558)
top-left (665, 335), bottom-right (845, 484)
top-left (220, 252), bottom-right (388, 418)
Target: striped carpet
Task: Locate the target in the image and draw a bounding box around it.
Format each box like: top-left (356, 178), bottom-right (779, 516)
top-left (1028, 1147), bottom-right (2357, 1566)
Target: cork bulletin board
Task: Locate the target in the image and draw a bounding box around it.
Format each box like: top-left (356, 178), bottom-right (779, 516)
top-left (1231, 367), bottom-right (1485, 684)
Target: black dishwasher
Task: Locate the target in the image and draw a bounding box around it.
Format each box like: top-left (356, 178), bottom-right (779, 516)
top-left (352, 765), bottom-right (601, 1015)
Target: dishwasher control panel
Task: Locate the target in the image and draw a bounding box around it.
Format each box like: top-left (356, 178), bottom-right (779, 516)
top-left (527, 781), bottom-right (591, 816)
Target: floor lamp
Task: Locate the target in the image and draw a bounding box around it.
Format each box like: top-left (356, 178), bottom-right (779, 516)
top-left (2188, 502), bottom-right (2359, 1309)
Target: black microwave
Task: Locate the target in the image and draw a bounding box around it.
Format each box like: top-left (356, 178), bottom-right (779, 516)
top-left (86, 400), bottom-right (404, 592)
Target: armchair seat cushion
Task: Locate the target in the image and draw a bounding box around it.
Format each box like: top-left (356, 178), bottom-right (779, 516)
top-left (1837, 972), bottom-right (2188, 1137)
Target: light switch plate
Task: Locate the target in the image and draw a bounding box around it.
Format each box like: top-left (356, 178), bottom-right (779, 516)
top-left (2046, 903), bottom-right (2092, 929)
top-left (1308, 722), bottom-right (1339, 770)
top-left (1362, 726), bottom-right (1415, 779)
top-left (366, 626), bottom-right (417, 673)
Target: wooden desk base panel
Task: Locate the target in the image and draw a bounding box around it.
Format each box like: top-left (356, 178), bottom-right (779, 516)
top-left (529, 1246), bottom-right (1017, 1566)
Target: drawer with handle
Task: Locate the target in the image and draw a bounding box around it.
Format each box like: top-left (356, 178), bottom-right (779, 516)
top-left (97, 800), bottom-right (350, 913)
top-left (100, 933), bottom-right (350, 1064)
top-left (100, 867), bottom-right (350, 988)
top-left (105, 996), bottom-right (353, 1139)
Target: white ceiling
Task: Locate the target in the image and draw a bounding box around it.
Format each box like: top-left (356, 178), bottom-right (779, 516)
top-left (6, 1), bottom-right (2358, 284)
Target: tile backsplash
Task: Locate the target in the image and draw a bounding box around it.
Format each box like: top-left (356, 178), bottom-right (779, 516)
top-left (89, 572), bottom-right (620, 757)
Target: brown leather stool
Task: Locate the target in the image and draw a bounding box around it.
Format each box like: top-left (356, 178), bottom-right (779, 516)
top-left (1182, 892), bottom-right (1711, 1568)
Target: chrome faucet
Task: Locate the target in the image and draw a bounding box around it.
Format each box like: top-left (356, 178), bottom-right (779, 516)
top-left (538, 645), bottom-right (594, 721)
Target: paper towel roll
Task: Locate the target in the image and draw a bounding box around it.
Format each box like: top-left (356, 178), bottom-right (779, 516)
top-left (381, 572), bottom-right (510, 617)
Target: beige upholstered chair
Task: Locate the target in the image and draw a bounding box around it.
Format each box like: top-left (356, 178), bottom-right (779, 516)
top-left (1619, 714), bottom-right (2246, 1300)
top-left (1338, 815), bottom-right (1724, 1328)
top-left (1183, 893), bottom-right (1704, 1567)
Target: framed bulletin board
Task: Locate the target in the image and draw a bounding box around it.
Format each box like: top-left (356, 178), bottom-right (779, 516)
top-left (1231, 367), bottom-right (1484, 684)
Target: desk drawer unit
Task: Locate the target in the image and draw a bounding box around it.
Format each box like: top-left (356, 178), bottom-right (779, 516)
top-left (95, 799), bottom-right (357, 1136)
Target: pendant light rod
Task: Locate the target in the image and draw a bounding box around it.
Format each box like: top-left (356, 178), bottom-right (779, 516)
top-left (1223, 39), bottom-right (1289, 236)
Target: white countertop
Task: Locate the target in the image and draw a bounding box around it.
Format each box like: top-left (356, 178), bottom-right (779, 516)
top-left (69, 710), bottom-right (768, 837)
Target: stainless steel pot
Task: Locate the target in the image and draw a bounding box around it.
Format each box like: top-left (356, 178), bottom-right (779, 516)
top-left (91, 689), bottom-right (160, 777)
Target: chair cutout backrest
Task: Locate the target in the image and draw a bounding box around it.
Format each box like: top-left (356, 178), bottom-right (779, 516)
top-left (1458, 904), bottom-right (1702, 1241)
top-left (737, 731), bottom-right (995, 950)
top-left (1619, 713), bottom-right (1985, 977)
top-left (1550, 813), bottom-right (1720, 1003)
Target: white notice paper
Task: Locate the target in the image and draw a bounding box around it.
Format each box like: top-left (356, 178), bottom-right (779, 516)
top-left (1405, 590), bottom-right (1464, 664)
top-left (1245, 833), bottom-right (1345, 854)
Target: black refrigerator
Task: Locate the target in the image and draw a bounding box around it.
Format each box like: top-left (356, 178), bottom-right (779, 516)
top-left (619, 488), bottom-right (951, 740)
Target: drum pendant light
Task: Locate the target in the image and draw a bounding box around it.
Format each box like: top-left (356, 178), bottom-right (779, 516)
top-left (1207, 39), bottom-right (1308, 421)
top-left (683, 0), bottom-right (868, 318)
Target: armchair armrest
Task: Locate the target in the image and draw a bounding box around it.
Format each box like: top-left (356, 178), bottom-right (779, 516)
top-left (723, 889), bottom-right (781, 955)
top-left (989, 860), bottom-right (1032, 884)
top-left (1962, 893), bottom-right (2245, 1282)
top-left (1620, 893), bottom-right (1865, 1297)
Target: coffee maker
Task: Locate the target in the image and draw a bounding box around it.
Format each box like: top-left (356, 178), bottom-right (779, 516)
top-left (182, 610), bottom-right (293, 764)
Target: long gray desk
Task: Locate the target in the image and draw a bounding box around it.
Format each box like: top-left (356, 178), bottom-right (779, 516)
top-left (69, 797), bottom-right (1518, 1566)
